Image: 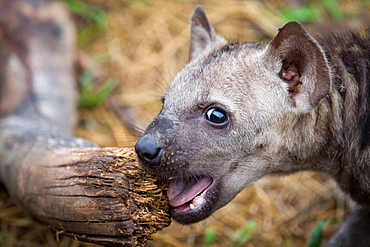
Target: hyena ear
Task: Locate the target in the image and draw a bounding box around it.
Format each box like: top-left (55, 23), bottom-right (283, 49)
top-left (189, 6), bottom-right (226, 61)
top-left (267, 21), bottom-right (330, 112)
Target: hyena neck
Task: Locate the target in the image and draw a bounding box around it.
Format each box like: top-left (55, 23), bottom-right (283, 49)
top-left (317, 29), bottom-right (370, 204)
top-left (323, 30), bottom-right (370, 152)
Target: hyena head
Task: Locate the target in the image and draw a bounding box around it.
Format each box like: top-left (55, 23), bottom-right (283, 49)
top-left (135, 6), bottom-right (331, 224)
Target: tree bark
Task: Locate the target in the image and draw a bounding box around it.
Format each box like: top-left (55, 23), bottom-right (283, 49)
top-left (0, 0), bottom-right (170, 246)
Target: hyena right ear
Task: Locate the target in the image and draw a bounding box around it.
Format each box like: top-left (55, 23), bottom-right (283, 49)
top-left (266, 21), bottom-right (330, 112)
top-left (189, 6), bottom-right (226, 61)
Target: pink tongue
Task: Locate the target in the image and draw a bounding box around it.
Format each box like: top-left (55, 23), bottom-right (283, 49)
top-left (167, 177), bottom-right (212, 207)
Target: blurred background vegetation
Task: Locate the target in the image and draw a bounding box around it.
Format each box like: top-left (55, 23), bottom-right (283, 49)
top-left (1, 0), bottom-right (369, 246)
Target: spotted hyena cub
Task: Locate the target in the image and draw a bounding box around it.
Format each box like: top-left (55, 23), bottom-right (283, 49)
top-left (135, 6), bottom-right (370, 246)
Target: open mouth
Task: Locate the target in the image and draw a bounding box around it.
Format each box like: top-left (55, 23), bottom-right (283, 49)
top-left (167, 176), bottom-right (214, 213)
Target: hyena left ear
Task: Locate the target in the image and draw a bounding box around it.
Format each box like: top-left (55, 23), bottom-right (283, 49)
top-left (266, 21), bottom-right (330, 112)
top-left (189, 6), bottom-right (226, 61)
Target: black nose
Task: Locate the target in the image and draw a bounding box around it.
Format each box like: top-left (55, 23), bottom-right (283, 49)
top-left (135, 136), bottom-right (162, 166)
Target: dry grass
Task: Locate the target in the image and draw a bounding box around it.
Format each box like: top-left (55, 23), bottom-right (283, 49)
top-left (1, 0), bottom-right (369, 246)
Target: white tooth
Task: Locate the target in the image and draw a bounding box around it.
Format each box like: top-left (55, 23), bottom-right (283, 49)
top-left (189, 204), bottom-right (195, 210)
top-left (193, 196), bottom-right (206, 207)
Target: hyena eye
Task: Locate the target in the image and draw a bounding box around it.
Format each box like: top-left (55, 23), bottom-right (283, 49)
top-left (205, 107), bottom-right (229, 127)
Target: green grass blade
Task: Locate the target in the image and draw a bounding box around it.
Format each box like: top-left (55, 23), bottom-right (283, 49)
top-left (282, 6), bottom-right (320, 22)
top-left (78, 70), bottom-right (116, 109)
top-left (62, 0), bottom-right (108, 27)
top-left (230, 220), bottom-right (256, 247)
top-left (204, 227), bottom-right (217, 247)
top-left (308, 219), bottom-right (340, 247)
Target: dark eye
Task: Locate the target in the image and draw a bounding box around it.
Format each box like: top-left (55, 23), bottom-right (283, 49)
top-left (205, 107), bottom-right (229, 127)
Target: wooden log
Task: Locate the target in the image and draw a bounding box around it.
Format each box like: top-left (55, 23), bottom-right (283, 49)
top-left (2, 146), bottom-right (170, 246)
top-left (0, 0), bottom-right (171, 246)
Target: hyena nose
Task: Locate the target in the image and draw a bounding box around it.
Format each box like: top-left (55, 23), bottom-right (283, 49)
top-left (135, 136), bottom-right (163, 166)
